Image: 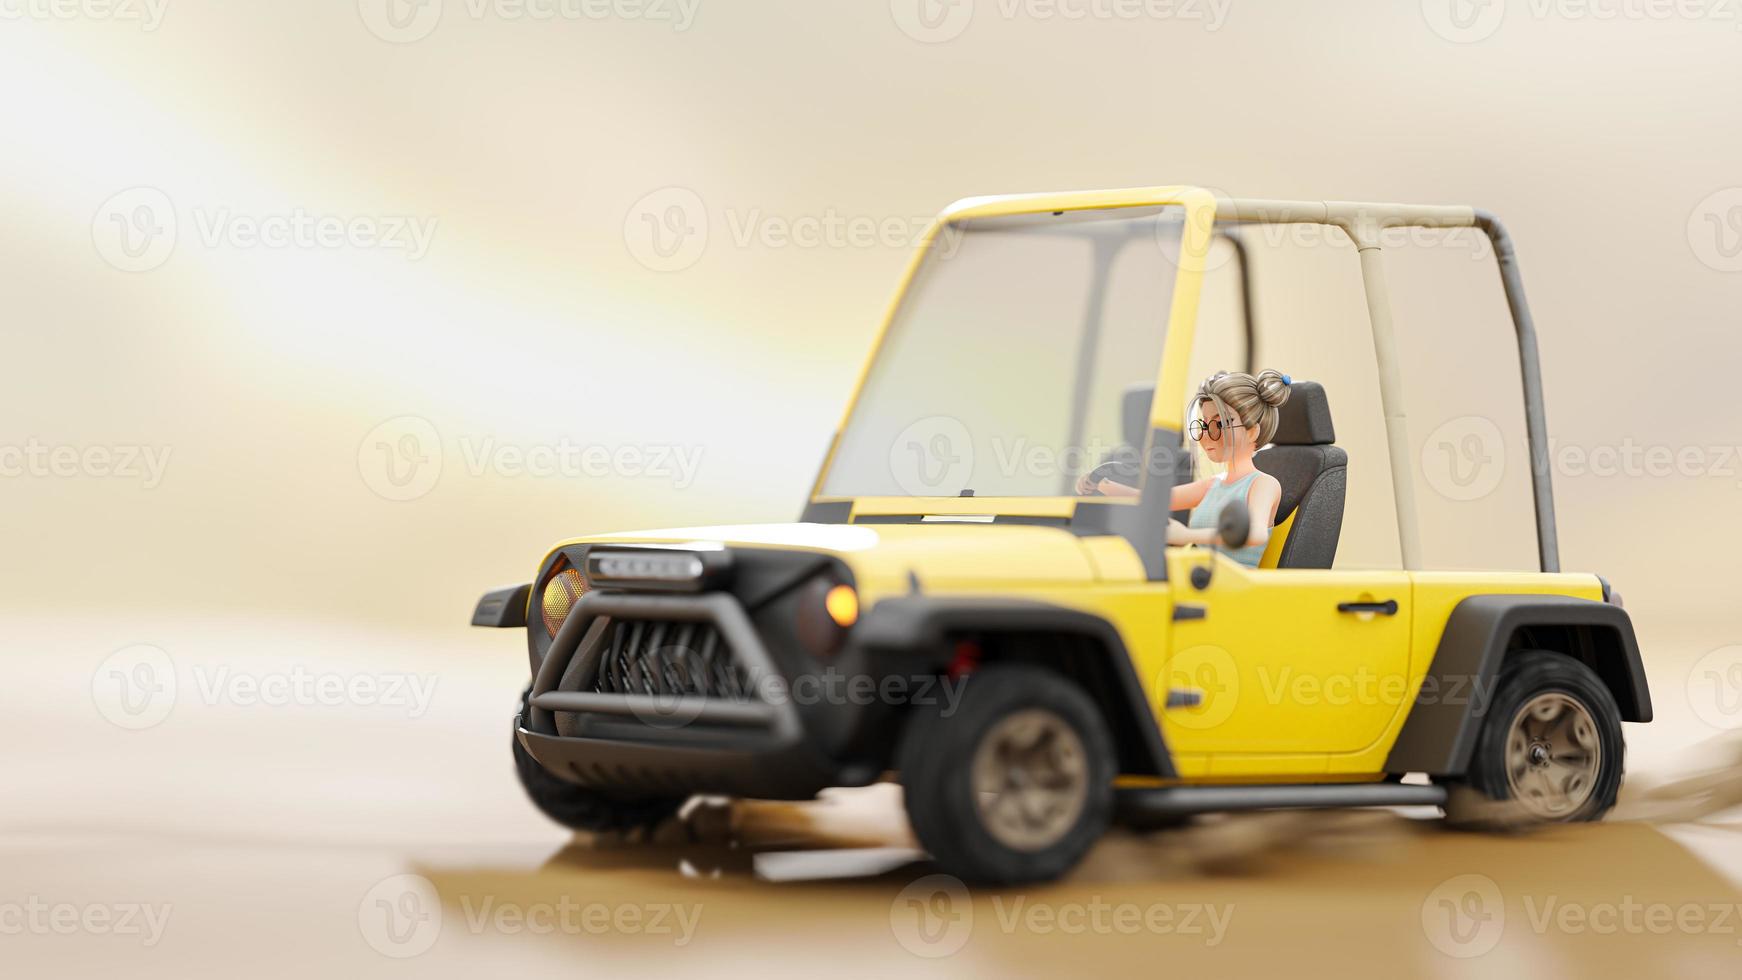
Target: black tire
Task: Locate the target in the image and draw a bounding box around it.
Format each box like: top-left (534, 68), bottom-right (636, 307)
top-left (897, 665), bottom-right (1114, 885)
top-left (512, 692), bottom-right (685, 834)
top-left (1446, 650), bottom-right (1625, 827)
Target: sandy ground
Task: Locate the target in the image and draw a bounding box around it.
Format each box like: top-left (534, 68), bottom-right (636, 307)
top-left (6, 613), bottom-right (1742, 978)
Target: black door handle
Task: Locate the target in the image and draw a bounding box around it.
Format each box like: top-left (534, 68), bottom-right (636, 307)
top-left (1338, 599), bottom-right (1398, 616)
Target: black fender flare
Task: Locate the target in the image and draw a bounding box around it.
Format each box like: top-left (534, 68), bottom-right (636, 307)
top-left (855, 596), bottom-right (1175, 778)
top-left (1385, 594), bottom-right (1652, 776)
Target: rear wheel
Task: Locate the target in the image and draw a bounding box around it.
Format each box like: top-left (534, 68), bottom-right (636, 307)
top-left (512, 690), bottom-right (685, 834)
top-left (1446, 650), bottom-right (1624, 827)
top-left (897, 665), bottom-right (1114, 884)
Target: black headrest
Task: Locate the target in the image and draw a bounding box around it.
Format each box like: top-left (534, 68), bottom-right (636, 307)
top-left (1123, 380), bottom-right (1334, 447)
top-left (1122, 385), bottom-right (1154, 448)
top-left (1272, 380), bottom-right (1335, 446)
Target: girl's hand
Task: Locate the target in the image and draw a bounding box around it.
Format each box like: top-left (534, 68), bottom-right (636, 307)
top-left (1075, 473), bottom-right (1098, 495)
top-left (1166, 519), bottom-right (1191, 545)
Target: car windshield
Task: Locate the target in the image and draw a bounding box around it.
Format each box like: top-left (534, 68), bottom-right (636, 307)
top-left (819, 205), bottom-right (1184, 499)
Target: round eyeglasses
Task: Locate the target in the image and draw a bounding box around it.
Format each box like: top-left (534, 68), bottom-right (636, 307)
top-left (1189, 417), bottom-right (1244, 442)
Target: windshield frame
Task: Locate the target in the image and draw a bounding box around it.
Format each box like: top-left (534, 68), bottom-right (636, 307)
top-left (805, 186), bottom-right (1218, 520)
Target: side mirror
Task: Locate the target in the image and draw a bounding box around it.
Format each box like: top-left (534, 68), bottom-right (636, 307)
top-left (1190, 500), bottom-right (1252, 591)
top-left (1216, 500), bottom-right (1251, 552)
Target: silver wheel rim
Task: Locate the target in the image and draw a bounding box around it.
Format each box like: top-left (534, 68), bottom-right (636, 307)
top-left (971, 708), bottom-right (1089, 852)
top-left (1504, 692), bottom-right (1602, 819)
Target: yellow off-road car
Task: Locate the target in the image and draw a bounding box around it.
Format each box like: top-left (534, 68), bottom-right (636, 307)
top-left (475, 187), bottom-right (1651, 884)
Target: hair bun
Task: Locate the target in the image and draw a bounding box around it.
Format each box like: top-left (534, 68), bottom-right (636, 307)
top-left (1255, 369), bottom-right (1292, 408)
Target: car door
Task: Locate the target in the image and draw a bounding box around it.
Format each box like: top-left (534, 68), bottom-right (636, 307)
top-left (1161, 550), bottom-right (1413, 778)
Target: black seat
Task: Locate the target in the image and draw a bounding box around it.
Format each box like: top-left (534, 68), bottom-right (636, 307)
top-left (1119, 380), bottom-right (1346, 569)
top-left (1252, 381), bottom-right (1346, 568)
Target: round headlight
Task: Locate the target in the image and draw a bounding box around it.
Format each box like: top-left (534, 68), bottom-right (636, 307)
top-left (541, 566), bottom-right (589, 638)
top-left (796, 578), bottom-right (857, 658)
top-left (825, 584), bottom-right (859, 628)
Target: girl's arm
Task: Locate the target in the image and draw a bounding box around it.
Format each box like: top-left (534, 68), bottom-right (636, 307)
top-left (1238, 476), bottom-right (1283, 550)
top-left (1165, 474), bottom-right (1283, 548)
top-left (1170, 477), bottom-right (1213, 511)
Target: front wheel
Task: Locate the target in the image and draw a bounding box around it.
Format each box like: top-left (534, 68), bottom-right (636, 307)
top-left (897, 665), bottom-right (1114, 885)
top-left (512, 690), bottom-right (685, 834)
top-left (1445, 650), bottom-right (1625, 827)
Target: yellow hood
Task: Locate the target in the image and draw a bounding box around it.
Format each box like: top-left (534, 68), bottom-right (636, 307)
top-left (564, 521), bottom-right (1130, 600)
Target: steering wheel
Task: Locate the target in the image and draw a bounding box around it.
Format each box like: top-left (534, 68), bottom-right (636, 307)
top-left (1079, 450), bottom-right (1141, 496)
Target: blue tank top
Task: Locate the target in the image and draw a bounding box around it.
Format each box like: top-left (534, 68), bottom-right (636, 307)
top-left (1187, 471), bottom-right (1266, 568)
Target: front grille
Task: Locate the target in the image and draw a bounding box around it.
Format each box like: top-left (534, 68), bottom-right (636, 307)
top-left (591, 618), bottom-right (754, 701)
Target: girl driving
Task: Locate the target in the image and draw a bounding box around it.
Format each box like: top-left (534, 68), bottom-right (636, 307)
top-left (1076, 369), bottom-right (1291, 568)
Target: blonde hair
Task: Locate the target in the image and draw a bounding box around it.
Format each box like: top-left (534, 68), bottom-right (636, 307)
top-left (1195, 370), bottom-right (1292, 448)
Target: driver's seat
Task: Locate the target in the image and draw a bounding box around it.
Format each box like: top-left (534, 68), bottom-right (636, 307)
top-left (1118, 380), bottom-right (1346, 569)
top-left (1252, 381), bottom-right (1346, 569)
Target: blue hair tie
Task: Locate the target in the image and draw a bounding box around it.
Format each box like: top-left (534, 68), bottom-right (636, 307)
top-left (1281, 374), bottom-right (1293, 386)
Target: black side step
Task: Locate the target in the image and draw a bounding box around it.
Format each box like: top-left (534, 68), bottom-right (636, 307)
top-left (1116, 782), bottom-right (1446, 825)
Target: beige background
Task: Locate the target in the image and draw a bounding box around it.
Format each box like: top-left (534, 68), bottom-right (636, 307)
top-left (4, 2), bottom-right (1742, 976)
